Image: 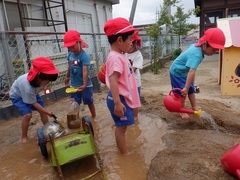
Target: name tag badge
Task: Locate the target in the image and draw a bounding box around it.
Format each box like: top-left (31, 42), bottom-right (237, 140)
top-left (73, 60), bottom-right (78, 66)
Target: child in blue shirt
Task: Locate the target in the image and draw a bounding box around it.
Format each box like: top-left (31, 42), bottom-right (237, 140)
top-left (63, 30), bottom-right (96, 118)
top-left (169, 28), bottom-right (225, 119)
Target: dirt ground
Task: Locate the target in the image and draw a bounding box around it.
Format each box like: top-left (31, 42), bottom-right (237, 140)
top-left (0, 60), bottom-right (240, 179)
top-left (143, 60), bottom-right (240, 180)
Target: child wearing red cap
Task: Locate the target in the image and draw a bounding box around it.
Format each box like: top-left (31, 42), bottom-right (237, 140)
top-left (9, 57), bottom-right (60, 143)
top-left (126, 31), bottom-right (143, 121)
top-left (104, 17), bottom-right (141, 155)
top-left (169, 28), bottom-right (226, 119)
top-left (63, 30), bottom-right (96, 119)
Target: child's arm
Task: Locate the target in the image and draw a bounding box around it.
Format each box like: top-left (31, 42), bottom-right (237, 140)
top-left (64, 65), bottom-right (70, 86)
top-left (182, 68), bottom-right (196, 96)
top-left (109, 72), bottom-right (126, 117)
top-left (32, 102), bottom-right (53, 117)
top-left (76, 65), bottom-right (88, 92)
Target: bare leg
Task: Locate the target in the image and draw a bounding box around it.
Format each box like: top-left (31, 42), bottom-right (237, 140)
top-left (188, 93), bottom-right (197, 110)
top-left (179, 113), bottom-right (190, 119)
top-left (88, 103), bottom-right (96, 118)
top-left (21, 113), bottom-right (32, 143)
top-left (133, 108), bottom-right (138, 120)
top-left (179, 100), bottom-right (190, 119)
top-left (115, 126), bottom-right (129, 155)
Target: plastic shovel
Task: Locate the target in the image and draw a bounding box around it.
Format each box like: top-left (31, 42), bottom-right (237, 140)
top-left (65, 87), bottom-right (78, 94)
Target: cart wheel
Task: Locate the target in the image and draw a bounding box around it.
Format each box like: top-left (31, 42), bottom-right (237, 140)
top-left (37, 128), bottom-right (48, 158)
top-left (82, 116), bottom-right (94, 137)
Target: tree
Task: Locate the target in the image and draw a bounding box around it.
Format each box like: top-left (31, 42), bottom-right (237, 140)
top-left (145, 0), bottom-right (177, 74)
top-left (145, 23), bottom-right (162, 74)
top-left (170, 5), bottom-right (198, 47)
top-left (145, 0), bottom-right (197, 74)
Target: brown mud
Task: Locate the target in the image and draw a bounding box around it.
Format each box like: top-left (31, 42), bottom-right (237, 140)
top-left (0, 60), bottom-right (240, 180)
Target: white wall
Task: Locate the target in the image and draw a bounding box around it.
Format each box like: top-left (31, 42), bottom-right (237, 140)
top-left (1, 0), bottom-right (114, 32)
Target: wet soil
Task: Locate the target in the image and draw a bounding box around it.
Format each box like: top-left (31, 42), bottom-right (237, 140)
top-left (0, 60), bottom-right (240, 180)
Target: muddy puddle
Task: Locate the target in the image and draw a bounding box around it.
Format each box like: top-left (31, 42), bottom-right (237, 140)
top-left (0, 95), bottom-right (171, 180)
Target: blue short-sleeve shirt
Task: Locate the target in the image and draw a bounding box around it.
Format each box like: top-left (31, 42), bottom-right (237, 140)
top-left (170, 44), bottom-right (204, 77)
top-left (67, 50), bottom-right (92, 87)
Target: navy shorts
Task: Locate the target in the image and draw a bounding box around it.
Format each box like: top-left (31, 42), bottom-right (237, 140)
top-left (71, 87), bottom-right (94, 105)
top-left (170, 73), bottom-right (194, 95)
top-left (11, 94), bottom-right (44, 115)
top-left (106, 91), bottom-right (134, 127)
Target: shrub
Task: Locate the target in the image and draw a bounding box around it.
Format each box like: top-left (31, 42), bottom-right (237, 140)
top-left (171, 48), bottom-right (182, 59)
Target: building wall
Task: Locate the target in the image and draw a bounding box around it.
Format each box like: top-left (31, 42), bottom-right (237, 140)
top-left (194, 0), bottom-right (240, 36)
top-left (0, 0), bottom-right (115, 71)
top-left (63, 0), bottom-right (113, 33)
top-left (221, 47), bottom-right (240, 95)
top-left (0, 0), bottom-right (114, 33)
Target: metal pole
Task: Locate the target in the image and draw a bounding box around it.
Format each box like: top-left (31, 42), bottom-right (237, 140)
top-left (17, 0), bottom-right (31, 70)
top-left (129, 0), bottom-right (138, 24)
top-left (61, 0), bottom-right (68, 32)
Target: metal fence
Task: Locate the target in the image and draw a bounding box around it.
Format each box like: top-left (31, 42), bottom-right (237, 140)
top-left (0, 31), bottom-right (180, 111)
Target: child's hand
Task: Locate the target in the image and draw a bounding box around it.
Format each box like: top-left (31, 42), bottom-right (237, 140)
top-left (64, 77), bottom-right (70, 86)
top-left (48, 112), bottom-right (56, 118)
top-left (77, 85), bottom-right (86, 92)
top-left (181, 88), bottom-right (188, 96)
top-left (50, 113), bottom-right (57, 119)
top-left (114, 102), bottom-right (126, 117)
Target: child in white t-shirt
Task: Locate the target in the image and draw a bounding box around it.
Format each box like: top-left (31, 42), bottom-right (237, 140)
top-left (126, 31), bottom-right (143, 120)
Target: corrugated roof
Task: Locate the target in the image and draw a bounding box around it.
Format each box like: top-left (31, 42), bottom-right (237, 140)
top-left (217, 17), bottom-right (240, 48)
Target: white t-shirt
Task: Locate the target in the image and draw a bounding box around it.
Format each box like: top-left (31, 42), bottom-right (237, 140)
top-left (126, 50), bottom-right (143, 87)
top-left (9, 74), bottom-right (40, 104)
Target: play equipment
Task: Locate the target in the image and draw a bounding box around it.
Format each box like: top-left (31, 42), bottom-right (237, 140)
top-left (163, 88), bottom-right (201, 117)
top-left (217, 17), bottom-right (240, 96)
top-left (221, 144), bottom-right (240, 178)
top-left (97, 64), bottom-right (106, 84)
top-left (37, 115), bottom-right (102, 179)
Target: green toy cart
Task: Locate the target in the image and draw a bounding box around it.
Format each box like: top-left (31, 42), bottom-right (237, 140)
top-left (37, 116), bottom-right (103, 179)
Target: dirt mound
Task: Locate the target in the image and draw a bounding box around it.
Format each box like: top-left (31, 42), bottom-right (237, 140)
top-left (142, 60), bottom-right (240, 180)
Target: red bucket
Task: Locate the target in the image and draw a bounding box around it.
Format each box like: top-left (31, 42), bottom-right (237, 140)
top-left (98, 64), bottom-right (106, 84)
top-left (221, 143), bottom-right (240, 178)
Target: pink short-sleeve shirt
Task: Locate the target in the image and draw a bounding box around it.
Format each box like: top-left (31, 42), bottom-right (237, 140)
top-left (105, 50), bottom-right (141, 108)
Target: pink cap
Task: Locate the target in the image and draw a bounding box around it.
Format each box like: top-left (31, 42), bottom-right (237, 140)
top-left (104, 17), bottom-right (136, 36)
top-left (195, 28), bottom-right (225, 50)
top-left (63, 30), bottom-right (88, 48)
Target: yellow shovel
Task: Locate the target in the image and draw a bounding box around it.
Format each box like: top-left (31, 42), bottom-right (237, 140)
top-left (65, 87), bottom-right (78, 94)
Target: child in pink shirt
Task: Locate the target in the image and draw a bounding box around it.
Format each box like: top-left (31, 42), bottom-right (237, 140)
top-left (104, 17), bottom-right (141, 155)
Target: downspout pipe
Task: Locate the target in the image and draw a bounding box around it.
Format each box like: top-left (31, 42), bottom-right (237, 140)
top-left (2, 0), bottom-right (10, 31)
top-left (0, 3), bottom-right (15, 85)
top-left (93, 3), bottom-right (102, 71)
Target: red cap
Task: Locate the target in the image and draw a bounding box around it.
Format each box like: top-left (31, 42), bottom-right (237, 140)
top-left (132, 31), bottom-right (142, 48)
top-left (104, 17), bottom-right (136, 36)
top-left (63, 30), bottom-right (89, 48)
top-left (27, 57), bottom-right (60, 81)
top-left (195, 28), bottom-right (225, 50)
